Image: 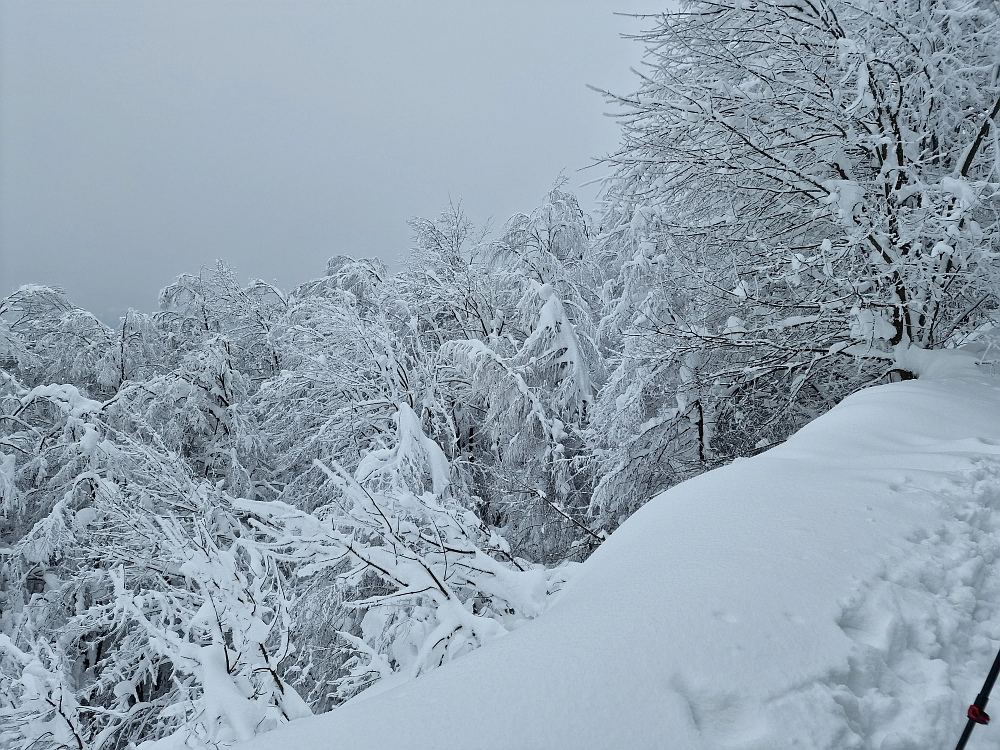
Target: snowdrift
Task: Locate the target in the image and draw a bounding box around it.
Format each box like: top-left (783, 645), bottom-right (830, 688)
top-left (241, 352), bottom-right (1000, 749)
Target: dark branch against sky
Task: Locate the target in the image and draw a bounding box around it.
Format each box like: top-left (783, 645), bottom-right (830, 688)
top-left (0, 0), bottom-right (662, 321)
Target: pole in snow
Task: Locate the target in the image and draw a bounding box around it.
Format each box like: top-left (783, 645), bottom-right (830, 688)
top-left (955, 645), bottom-right (1000, 750)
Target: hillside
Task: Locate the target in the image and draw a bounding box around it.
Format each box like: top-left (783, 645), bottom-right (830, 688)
top-left (234, 350), bottom-right (1000, 749)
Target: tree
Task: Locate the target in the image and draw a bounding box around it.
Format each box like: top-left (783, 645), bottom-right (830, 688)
top-left (0, 372), bottom-right (312, 750)
top-left (590, 0), bottom-right (1000, 520)
top-left (0, 191), bottom-right (607, 745)
top-left (241, 403), bottom-right (574, 704)
top-left (409, 195), bottom-right (606, 561)
top-left (0, 286), bottom-right (119, 396)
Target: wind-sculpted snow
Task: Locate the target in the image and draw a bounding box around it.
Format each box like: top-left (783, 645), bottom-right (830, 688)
top-left (237, 356), bottom-right (1000, 749)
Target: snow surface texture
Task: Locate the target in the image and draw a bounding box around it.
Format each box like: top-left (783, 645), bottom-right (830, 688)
top-left (239, 351), bottom-right (1000, 749)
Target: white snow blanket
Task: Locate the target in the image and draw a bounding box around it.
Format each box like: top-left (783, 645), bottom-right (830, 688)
top-left (240, 351), bottom-right (1000, 749)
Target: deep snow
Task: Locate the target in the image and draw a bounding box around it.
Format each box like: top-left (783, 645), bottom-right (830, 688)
top-left (238, 351), bottom-right (1000, 749)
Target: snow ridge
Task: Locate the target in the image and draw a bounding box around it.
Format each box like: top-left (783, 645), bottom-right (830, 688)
top-left (236, 366), bottom-right (1000, 750)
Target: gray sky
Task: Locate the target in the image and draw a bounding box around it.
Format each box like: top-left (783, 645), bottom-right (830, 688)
top-left (1, 1), bottom-right (662, 320)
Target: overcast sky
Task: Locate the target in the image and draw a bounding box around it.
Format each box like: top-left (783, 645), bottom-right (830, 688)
top-left (1, 1), bottom-right (662, 320)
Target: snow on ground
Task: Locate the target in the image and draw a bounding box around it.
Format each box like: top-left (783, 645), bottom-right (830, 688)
top-left (240, 351), bottom-right (1000, 749)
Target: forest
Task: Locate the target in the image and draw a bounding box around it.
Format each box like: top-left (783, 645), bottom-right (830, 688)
top-left (2, 0), bottom-right (999, 747)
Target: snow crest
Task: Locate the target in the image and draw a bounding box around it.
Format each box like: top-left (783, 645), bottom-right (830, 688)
top-left (234, 370), bottom-right (1000, 749)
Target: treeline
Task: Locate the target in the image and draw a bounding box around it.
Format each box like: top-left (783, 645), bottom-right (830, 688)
top-left (2, 0), bottom-right (999, 747)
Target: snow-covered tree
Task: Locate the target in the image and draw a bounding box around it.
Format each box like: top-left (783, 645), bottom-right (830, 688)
top-left (0, 189), bottom-right (608, 744)
top-left (242, 402), bottom-right (573, 704)
top-left (157, 261), bottom-right (286, 381)
top-left (0, 286), bottom-right (119, 395)
top-left (590, 0), bottom-right (1000, 520)
top-left (418, 195), bottom-right (607, 561)
top-left (0, 371), bottom-right (308, 750)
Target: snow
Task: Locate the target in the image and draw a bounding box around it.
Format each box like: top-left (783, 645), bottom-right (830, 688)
top-left (235, 351), bottom-right (1000, 749)
top-left (21, 383), bottom-right (103, 418)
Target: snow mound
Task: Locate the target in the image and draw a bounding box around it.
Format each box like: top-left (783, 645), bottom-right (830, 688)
top-left (240, 353), bottom-right (1000, 749)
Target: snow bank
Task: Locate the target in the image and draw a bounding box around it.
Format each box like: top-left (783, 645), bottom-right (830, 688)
top-left (240, 353), bottom-right (1000, 749)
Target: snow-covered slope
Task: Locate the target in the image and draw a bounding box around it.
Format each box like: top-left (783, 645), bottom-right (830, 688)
top-left (240, 353), bottom-right (1000, 749)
